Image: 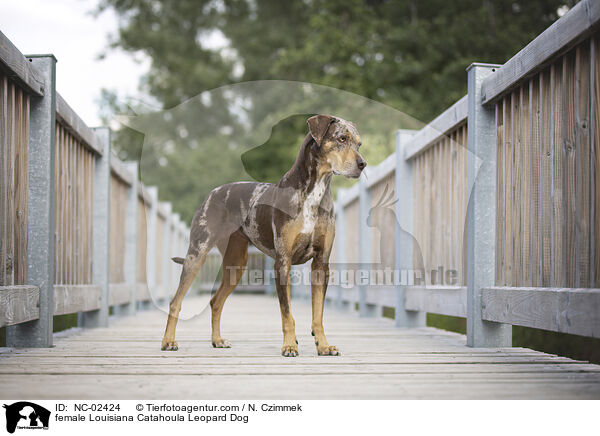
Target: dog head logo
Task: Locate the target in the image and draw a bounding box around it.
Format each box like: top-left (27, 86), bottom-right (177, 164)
top-left (3, 402), bottom-right (50, 433)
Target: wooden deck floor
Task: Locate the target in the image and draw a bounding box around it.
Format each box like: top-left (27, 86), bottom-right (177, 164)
top-left (1, 294), bottom-right (600, 399)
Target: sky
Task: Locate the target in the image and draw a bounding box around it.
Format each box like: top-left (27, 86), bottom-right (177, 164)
top-left (0, 0), bottom-right (150, 126)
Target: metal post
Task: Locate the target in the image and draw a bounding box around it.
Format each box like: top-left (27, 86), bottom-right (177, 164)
top-left (358, 172), bottom-right (378, 317)
top-left (394, 129), bottom-right (426, 327)
top-left (161, 202), bottom-right (172, 306)
top-left (115, 161), bottom-right (138, 316)
top-left (80, 127), bottom-right (111, 327)
top-left (6, 55), bottom-right (57, 347)
top-left (144, 186), bottom-right (158, 310)
top-left (466, 63), bottom-right (512, 347)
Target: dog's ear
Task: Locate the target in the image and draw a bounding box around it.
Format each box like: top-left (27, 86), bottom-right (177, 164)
top-left (307, 114), bottom-right (335, 146)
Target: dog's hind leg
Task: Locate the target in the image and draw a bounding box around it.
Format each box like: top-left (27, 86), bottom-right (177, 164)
top-left (210, 231), bottom-right (249, 348)
top-left (161, 235), bottom-right (214, 351)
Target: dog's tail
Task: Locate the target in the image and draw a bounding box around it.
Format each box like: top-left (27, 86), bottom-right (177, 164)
top-left (171, 257), bottom-right (185, 265)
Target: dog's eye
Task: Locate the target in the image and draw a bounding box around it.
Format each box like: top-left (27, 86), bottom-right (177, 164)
top-left (339, 136), bottom-right (347, 143)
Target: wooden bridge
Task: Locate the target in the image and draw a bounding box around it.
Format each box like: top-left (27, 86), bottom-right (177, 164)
top-left (2, 1), bottom-right (600, 399)
top-left (2, 294), bottom-right (600, 399)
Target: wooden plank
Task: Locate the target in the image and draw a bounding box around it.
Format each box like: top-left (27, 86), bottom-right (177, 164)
top-left (13, 87), bottom-right (27, 285)
top-left (551, 61), bottom-right (565, 286)
top-left (512, 89), bottom-right (522, 286)
top-left (0, 31), bottom-right (45, 96)
top-left (504, 94), bottom-right (513, 285)
top-left (55, 123), bottom-right (61, 284)
top-left (0, 285), bottom-right (39, 327)
top-left (0, 76), bottom-right (6, 286)
top-left (481, 0), bottom-right (600, 104)
top-left (109, 283), bottom-right (132, 306)
top-left (403, 96), bottom-right (467, 160)
top-left (482, 286), bottom-right (600, 338)
top-left (53, 284), bottom-right (102, 316)
top-left (450, 130), bottom-right (457, 279)
top-left (540, 69), bottom-right (553, 287)
top-left (404, 286), bottom-right (467, 318)
top-left (495, 101), bottom-right (504, 285)
top-left (5, 82), bottom-right (15, 286)
top-left (459, 123), bottom-right (467, 284)
top-left (55, 93), bottom-right (103, 156)
top-left (0, 373), bottom-right (599, 400)
top-left (110, 175), bottom-right (128, 283)
top-left (575, 42), bottom-right (591, 288)
top-left (564, 53), bottom-right (577, 287)
top-left (530, 77), bottom-right (541, 287)
top-left (520, 84), bottom-right (531, 286)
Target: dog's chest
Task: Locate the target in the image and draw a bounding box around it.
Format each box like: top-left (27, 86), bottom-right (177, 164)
top-left (299, 178), bottom-right (327, 234)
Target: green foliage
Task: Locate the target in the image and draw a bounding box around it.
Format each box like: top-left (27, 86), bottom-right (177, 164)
top-left (97, 0), bottom-right (571, 222)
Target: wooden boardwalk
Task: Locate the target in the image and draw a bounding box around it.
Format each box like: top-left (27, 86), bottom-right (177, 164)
top-left (1, 294), bottom-right (600, 399)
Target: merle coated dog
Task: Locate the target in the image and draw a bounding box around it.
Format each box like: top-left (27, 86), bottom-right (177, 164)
top-left (161, 114), bottom-right (366, 356)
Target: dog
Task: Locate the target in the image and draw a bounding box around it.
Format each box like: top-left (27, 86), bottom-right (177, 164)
top-left (161, 114), bottom-right (366, 356)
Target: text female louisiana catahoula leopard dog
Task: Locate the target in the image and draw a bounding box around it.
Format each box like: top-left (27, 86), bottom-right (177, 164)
top-left (161, 114), bottom-right (366, 356)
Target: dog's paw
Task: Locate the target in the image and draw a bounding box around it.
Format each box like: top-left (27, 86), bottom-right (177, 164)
top-left (281, 345), bottom-right (299, 357)
top-left (212, 339), bottom-right (232, 348)
top-left (317, 345), bottom-right (340, 356)
top-left (161, 340), bottom-right (178, 351)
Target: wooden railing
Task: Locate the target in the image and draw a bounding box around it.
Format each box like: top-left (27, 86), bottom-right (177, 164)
top-left (0, 70), bottom-right (30, 288)
top-left (294, 0), bottom-right (600, 346)
top-left (0, 30), bottom-right (192, 346)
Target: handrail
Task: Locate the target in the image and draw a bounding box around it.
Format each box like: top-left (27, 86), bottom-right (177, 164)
top-left (56, 92), bottom-right (104, 155)
top-left (0, 31), bottom-right (45, 96)
top-left (403, 95), bottom-right (468, 160)
top-left (481, 0), bottom-right (600, 104)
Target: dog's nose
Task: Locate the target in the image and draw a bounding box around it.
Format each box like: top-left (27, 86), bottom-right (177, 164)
top-left (357, 159), bottom-right (367, 170)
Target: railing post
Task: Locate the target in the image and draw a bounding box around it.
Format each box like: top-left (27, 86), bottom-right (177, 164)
top-left (80, 127), bottom-right (111, 327)
top-left (394, 129), bottom-right (426, 328)
top-left (6, 55), bottom-right (57, 347)
top-left (466, 63), bottom-right (512, 347)
top-left (334, 193), bottom-right (349, 311)
top-left (115, 161), bottom-right (138, 316)
top-left (144, 186), bottom-right (158, 310)
top-left (161, 202), bottom-right (172, 305)
top-left (359, 173), bottom-right (378, 317)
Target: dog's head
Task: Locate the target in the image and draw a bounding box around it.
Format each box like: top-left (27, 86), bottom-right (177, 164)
top-left (307, 114), bottom-right (366, 178)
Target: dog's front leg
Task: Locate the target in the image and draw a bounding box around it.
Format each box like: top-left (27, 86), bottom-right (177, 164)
top-left (274, 257), bottom-right (298, 357)
top-left (311, 260), bottom-right (340, 356)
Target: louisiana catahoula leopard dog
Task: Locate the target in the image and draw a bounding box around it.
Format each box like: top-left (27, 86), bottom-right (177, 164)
top-left (161, 114), bottom-right (366, 356)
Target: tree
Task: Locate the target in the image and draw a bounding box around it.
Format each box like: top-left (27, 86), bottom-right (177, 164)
top-left (97, 0), bottom-right (572, 222)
